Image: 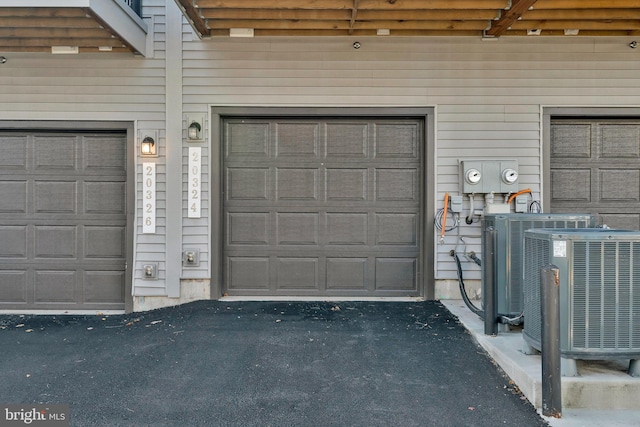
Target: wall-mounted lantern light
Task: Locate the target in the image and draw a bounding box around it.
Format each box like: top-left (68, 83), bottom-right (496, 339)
top-left (187, 114), bottom-right (205, 142)
top-left (141, 135), bottom-right (157, 156)
top-left (188, 121), bottom-right (201, 140)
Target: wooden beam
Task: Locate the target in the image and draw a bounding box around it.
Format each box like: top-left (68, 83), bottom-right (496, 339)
top-left (485, 0), bottom-right (539, 36)
top-left (194, 0), bottom-right (509, 10)
top-left (0, 38), bottom-right (124, 48)
top-left (524, 9), bottom-right (640, 20)
top-left (534, 0), bottom-right (640, 9)
top-left (250, 28), bottom-right (483, 36)
top-left (349, 0), bottom-right (359, 35)
top-left (201, 9), bottom-right (351, 20)
top-left (0, 17), bottom-right (102, 28)
top-left (0, 27), bottom-right (114, 38)
top-left (207, 19), bottom-right (490, 31)
top-left (511, 19), bottom-right (640, 30)
top-left (175, 0), bottom-right (210, 37)
top-left (0, 8), bottom-right (90, 18)
top-left (357, 10), bottom-right (501, 20)
top-left (199, 9), bottom-right (501, 21)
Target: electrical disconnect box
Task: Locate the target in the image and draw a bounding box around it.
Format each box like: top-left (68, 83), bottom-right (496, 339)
top-left (460, 160), bottom-right (519, 194)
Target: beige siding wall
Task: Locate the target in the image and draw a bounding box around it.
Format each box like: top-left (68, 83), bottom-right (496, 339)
top-left (182, 35), bottom-right (640, 284)
top-left (3, 2), bottom-right (640, 304)
top-left (0, 1), bottom-right (169, 298)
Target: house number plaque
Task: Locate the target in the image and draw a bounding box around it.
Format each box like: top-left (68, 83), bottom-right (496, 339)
top-left (188, 147), bottom-right (201, 218)
top-left (143, 162), bottom-right (156, 233)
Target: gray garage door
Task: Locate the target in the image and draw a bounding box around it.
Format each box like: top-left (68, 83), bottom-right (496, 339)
top-left (550, 119), bottom-right (640, 230)
top-left (0, 130), bottom-right (127, 310)
top-left (223, 117), bottom-right (423, 296)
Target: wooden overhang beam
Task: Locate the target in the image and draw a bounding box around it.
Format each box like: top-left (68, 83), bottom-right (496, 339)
top-left (485, 0), bottom-right (540, 37)
top-left (175, 0), bottom-right (210, 38)
top-left (349, 0), bottom-right (359, 35)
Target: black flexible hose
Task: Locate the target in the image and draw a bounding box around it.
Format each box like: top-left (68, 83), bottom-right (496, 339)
top-left (468, 252), bottom-right (481, 267)
top-left (451, 251), bottom-right (524, 325)
top-left (451, 251), bottom-right (484, 318)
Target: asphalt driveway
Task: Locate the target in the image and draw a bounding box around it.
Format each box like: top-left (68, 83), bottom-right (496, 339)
top-left (0, 301), bottom-right (548, 426)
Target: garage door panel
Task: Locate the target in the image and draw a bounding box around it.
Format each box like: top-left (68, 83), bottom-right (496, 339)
top-left (0, 271), bottom-right (27, 303)
top-left (376, 168), bottom-right (418, 201)
top-left (277, 258), bottom-right (318, 289)
top-left (83, 271), bottom-right (125, 303)
top-left (0, 137), bottom-right (27, 168)
top-left (227, 168), bottom-right (269, 200)
top-left (85, 227), bottom-right (125, 258)
top-left (276, 213), bottom-right (319, 245)
top-left (375, 258), bottom-right (417, 291)
top-left (34, 136), bottom-right (77, 170)
top-left (326, 168), bottom-right (367, 201)
top-left (599, 169), bottom-right (640, 202)
top-left (275, 122), bottom-right (319, 157)
top-left (375, 123), bottom-right (419, 159)
top-left (276, 168), bottom-right (318, 200)
top-left (0, 181), bottom-right (27, 213)
top-left (0, 226), bottom-right (27, 257)
top-left (224, 117), bottom-right (422, 296)
top-left (35, 226), bottom-right (76, 258)
top-left (550, 169), bottom-right (591, 202)
top-left (326, 123), bottom-right (368, 158)
top-left (326, 258), bottom-right (367, 290)
top-left (326, 213), bottom-right (368, 245)
top-left (84, 136), bottom-right (127, 171)
top-left (600, 125), bottom-right (640, 158)
top-left (35, 181), bottom-right (77, 213)
top-left (375, 214), bottom-right (417, 246)
top-left (34, 270), bottom-right (76, 303)
top-left (225, 121), bottom-right (270, 158)
top-left (85, 182), bottom-right (126, 214)
top-left (228, 212), bottom-right (270, 245)
top-left (599, 214), bottom-right (640, 230)
top-left (227, 257), bottom-right (270, 290)
top-left (551, 124), bottom-right (591, 158)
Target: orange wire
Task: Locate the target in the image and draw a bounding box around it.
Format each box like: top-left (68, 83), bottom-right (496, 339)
top-left (507, 188), bottom-right (531, 205)
top-left (441, 192), bottom-right (449, 241)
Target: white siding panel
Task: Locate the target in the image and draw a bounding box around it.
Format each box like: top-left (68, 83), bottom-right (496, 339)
top-left (182, 35), bottom-right (640, 283)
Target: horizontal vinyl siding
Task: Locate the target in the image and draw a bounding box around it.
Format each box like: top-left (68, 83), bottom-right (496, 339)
top-left (181, 18), bottom-right (210, 280)
top-left (183, 35), bottom-right (640, 282)
top-left (181, 144), bottom-right (210, 280)
top-left (0, 0), bottom-right (169, 296)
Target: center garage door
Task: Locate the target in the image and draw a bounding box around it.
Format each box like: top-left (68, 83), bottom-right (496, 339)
top-left (0, 130), bottom-right (129, 311)
top-left (223, 117), bottom-right (423, 297)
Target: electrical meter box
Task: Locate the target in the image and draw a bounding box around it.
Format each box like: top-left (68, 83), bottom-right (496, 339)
top-left (460, 160), bottom-right (519, 194)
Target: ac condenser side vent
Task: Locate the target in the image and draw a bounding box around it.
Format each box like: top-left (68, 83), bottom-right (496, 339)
top-left (482, 214), bottom-right (596, 319)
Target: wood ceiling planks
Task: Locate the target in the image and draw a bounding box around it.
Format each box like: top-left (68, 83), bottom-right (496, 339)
top-left (179, 0), bottom-right (640, 38)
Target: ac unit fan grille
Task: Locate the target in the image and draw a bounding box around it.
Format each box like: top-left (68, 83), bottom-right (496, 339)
top-left (572, 241), bottom-right (640, 350)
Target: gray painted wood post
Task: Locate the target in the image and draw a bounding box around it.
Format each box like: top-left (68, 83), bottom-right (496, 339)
top-left (484, 226), bottom-right (498, 335)
top-left (540, 264), bottom-right (562, 418)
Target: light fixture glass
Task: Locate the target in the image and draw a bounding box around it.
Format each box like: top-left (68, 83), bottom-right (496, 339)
top-left (141, 136), bottom-right (156, 156)
top-left (188, 121), bottom-right (202, 140)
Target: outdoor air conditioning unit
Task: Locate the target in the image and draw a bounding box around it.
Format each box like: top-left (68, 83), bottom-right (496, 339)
top-left (481, 213), bottom-right (596, 321)
top-left (523, 228), bottom-right (640, 376)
